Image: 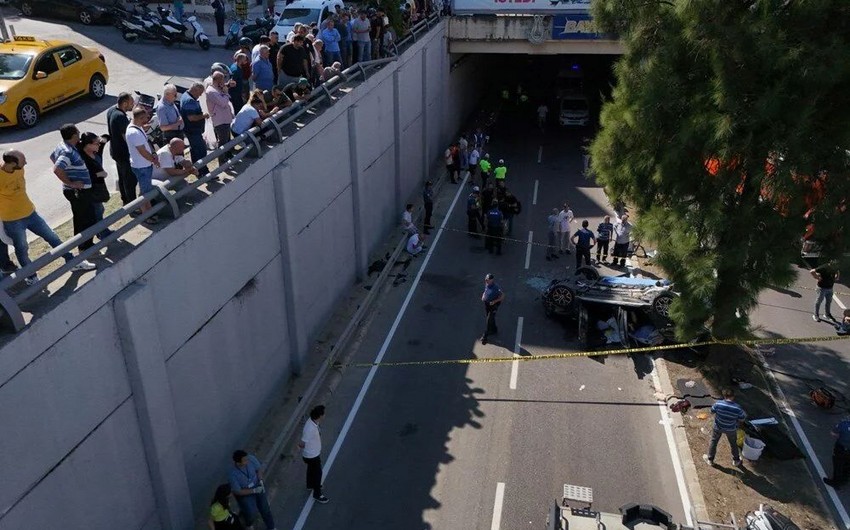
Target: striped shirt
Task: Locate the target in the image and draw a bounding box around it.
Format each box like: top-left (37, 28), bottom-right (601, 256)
top-left (711, 399), bottom-right (746, 431)
top-left (51, 142), bottom-right (91, 190)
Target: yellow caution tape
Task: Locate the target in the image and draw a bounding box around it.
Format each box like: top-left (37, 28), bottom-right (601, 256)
top-left (343, 334), bottom-right (850, 368)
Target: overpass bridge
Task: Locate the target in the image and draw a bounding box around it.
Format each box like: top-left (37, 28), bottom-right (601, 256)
top-left (0, 8), bottom-right (625, 530)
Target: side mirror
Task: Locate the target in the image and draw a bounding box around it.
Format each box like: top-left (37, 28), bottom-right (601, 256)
top-left (34, 71), bottom-right (47, 79)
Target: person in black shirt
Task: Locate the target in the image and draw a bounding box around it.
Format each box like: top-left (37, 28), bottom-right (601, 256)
top-left (571, 220), bottom-right (596, 270)
top-left (811, 263), bottom-right (840, 322)
top-left (277, 35), bottom-right (309, 87)
top-left (282, 78), bottom-right (312, 103)
top-left (268, 30), bottom-right (282, 84)
top-left (106, 93), bottom-right (137, 205)
top-left (263, 86), bottom-right (293, 110)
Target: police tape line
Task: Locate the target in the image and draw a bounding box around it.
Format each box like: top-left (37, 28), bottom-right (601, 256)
top-left (342, 334), bottom-right (850, 368)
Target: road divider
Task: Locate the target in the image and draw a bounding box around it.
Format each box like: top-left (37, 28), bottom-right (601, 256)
top-left (339, 334), bottom-right (850, 368)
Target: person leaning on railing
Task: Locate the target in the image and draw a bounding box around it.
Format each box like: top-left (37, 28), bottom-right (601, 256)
top-left (0, 150), bottom-right (95, 285)
top-left (231, 90), bottom-right (279, 136)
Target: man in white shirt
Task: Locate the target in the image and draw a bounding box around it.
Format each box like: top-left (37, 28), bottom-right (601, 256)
top-left (152, 138), bottom-right (198, 187)
top-left (401, 203), bottom-right (416, 234)
top-left (406, 231), bottom-right (425, 256)
top-left (125, 107), bottom-right (160, 221)
top-left (299, 405), bottom-right (329, 504)
top-left (557, 203), bottom-right (574, 254)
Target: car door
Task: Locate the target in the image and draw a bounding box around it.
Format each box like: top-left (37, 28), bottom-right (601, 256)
top-left (617, 306), bottom-right (629, 347)
top-left (30, 50), bottom-right (64, 109)
top-left (54, 46), bottom-right (85, 98)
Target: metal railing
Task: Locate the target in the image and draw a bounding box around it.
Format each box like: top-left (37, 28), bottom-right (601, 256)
top-left (0, 11), bottom-right (442, 332)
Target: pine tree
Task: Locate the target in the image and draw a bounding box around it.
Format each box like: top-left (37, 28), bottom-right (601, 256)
top-left (590, 0), bottom-right (850, 339)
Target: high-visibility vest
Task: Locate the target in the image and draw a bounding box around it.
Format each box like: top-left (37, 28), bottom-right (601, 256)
top-left (479, 159), bottom-right (492, 174)
top-left (494, 165), bottom-right (507, 180)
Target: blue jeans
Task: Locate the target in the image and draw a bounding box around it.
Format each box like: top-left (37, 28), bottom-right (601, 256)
top-left (356, 40), bottom-right (371, 63)
top-left (132, 165), bottom-right (154, 195)
top-left (236, 491), bottom-right (275, 529)
top-left (92, 202), bottom-right (113, 240)
top-left (4, 211), bottom-right (73, 269)
top-left (816, 287), bottom-right (834, 318)
top-left (185, 131), bottom-right (208, 176)
top-left (340, 41), bottom-right (351, 67)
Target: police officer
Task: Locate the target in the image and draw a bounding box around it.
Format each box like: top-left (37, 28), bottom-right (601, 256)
top-left (466, 187), bottom-right (482, 238)
top-left (480, 273), bottom-right (504, 345)
top-left (485, 201), bottom-right (504, 255)
top-left (493, 159), bottom-right (507, 189)
top-left (824, 417), bottom-right (850, 489)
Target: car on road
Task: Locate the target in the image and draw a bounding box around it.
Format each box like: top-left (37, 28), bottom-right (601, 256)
top-left (16, 0), bottom-right (116, 25)
top-left (558, 94), bottom-right (590, 127)
top-left (542, 266), bottom-right (677, 347)
top-left (0, 36), bottom-right (108, 128)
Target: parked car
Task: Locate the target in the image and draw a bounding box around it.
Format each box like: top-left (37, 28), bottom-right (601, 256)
top-left (274, 0), bottom-right (344, 40)
top-left (17, 0), bottom-right (116, 25)
top-left (0, 36), bottom-right (109, 128)
top-left (542, 267), bottom-right (677, 347)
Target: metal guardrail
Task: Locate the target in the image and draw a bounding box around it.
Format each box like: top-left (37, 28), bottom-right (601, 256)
top-left (0, 11), bottom-right (442, 332)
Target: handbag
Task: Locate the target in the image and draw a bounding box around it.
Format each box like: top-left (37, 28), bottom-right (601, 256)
top-left (88, 176), bottom-right (110, 203)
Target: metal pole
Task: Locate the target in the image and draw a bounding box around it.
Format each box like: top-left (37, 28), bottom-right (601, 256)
top-left (0, 10), bottom-right (9, 42)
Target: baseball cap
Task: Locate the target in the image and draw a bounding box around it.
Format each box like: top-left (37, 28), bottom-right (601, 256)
top-left (297, 77), bottom-right (310, 86)
top-left (472, 186), bottom-right (480, 192)
top-left (498, 159), bottom-right (504, 164)
top-left (485, 273), bottom-right (495, 280)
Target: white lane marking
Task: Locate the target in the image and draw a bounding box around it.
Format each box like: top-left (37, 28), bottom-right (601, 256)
top-left (524, 231), bottom-right (533, 270)
top-left (291, 173), bottom-right (470, 530)
top-left (491, 482), bottom-right (506, 530)
top-left (760, 355), bottom-right (850, 528)
top-left (537, 145), bottom-right (543, 164)
top-left (834, 293), bottom-right (847, 310)
top-left (532, 179), bottom-right (539, 205)
top-left (510, 317), bottom-right (523, 390)
top-left (650, 361), bottom-right (694, 527)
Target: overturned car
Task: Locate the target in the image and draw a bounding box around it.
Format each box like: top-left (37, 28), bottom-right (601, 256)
top-left (542, 267), bottom-right (678, 347)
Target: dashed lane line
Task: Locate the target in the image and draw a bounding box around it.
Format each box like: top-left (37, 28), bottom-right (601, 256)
top-left (510, 317), bottom-right (523, 390)
top-left (491, 482), bottom-right (506, 530)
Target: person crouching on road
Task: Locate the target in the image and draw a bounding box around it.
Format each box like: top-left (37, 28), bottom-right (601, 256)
top-left (406, 231), bottom-right (426, 256)
top-left (480, 273), bottom-right (504, 345)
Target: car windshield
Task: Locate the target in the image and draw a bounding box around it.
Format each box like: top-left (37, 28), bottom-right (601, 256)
top-left (277, 8), bottom-right (321, 26)
top-left (561, 99), bottom-right (588, 111)
top-left (0, 53), bottom-right (33, 80)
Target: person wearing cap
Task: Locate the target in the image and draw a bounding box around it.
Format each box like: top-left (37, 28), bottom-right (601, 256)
top-left (484, 200), bottom-right (504, 255)
top-left (282, 78), bottom-right (312, 103)
top-left (480, 273), bottom-right (504, 345)
top-left (466, 186), bottom-right (482, 238)
top-left (493, 159), bottom-right (507, 188)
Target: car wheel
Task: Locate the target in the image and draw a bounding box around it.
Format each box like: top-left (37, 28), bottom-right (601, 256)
top-left (652, 292), bottom-right (675, 318)
top-left (549, 284), bottom-right (575, 310)
top-left (20, 2), bottom-right (34, 16)
top-left (16, 100), bottom-right (39, 128)
top-left (575, 266), bottom-right (600, 281)
top-left (88, 74), bottom-right (106, 99)
top-left (79, 9), bottom-right (93, 25)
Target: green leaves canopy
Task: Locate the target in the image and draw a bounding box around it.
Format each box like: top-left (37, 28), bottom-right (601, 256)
top-left (590, 0), bottom-right (850, 339)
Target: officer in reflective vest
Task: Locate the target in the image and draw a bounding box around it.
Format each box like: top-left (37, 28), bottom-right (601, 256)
top-left (493, 159), bottom-right (507, 188)
top-left (479, 154), bottom-right (492, 189)
top-left (485, 202), bottom-right (504, 255)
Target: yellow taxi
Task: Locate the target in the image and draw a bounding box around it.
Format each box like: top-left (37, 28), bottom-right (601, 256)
top-left (0, 35), bottom-right (109, 128)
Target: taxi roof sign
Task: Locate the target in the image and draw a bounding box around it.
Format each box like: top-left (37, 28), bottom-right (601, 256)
top-left (13, 36), bottom-right (36, 42)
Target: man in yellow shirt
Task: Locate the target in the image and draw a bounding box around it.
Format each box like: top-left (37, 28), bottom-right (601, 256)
top-left (0, 150), bottom-right (94, 285)
top-left (479, 154), bottom-right (492, 188)
top-left (493, 158), bottom-right (507, 188)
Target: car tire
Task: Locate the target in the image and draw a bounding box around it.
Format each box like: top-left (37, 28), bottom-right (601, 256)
top-left (575, 266), bottom-right (600, 281)
top-left (79, 9), bottom-right (93, 25)
top-left (20, 2), bottom-right (33, 16)
top-left (651, 292), bottom-right (675, 319)
top-left (16, 100), bottom-right (39, 128)
top-left (549, 284), bottom-right (575, 310)
top-left (88, 74), bottom-right (107, 100)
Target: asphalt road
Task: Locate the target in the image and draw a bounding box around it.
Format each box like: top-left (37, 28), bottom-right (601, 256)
top-left (0, 7), bottom-right (233, 228)
top-left (751, 266), bottom-right (850, 527)
top-left (269, 112), bottom-right (692, 529)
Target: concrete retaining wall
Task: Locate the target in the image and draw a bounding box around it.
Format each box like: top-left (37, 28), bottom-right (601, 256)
top-left (0, 20), bottom-right (487, 530)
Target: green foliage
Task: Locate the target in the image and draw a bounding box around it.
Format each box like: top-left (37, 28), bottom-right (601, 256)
top-left (590, 0), bottom-right (850, 339)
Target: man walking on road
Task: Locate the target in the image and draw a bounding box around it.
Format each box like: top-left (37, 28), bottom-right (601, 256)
top-left (106, 93), bottom-right (137, 205)
top-left (703, 388), bottom-right (747, 468)
top-left (823, 417), bottom-right (850, 489)
top-left (572, 220), bottom-right (595, 269)
top-left (545, 208), bottom-right (559, 261)
top-left (811, 263), bottom-right (839, 322)
top-left (300, 405), bottom-right (330, 504)
top-left (480, 273), bottom-right (504, 345)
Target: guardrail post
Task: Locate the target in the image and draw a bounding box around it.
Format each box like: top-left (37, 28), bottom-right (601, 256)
top-left (153, 182), bottom-right (181, 219)
top-left (264, 116), bottom-right (284, 143)
top-left (244, 130), bottom-right (263, 158)
top-left (320, 83), bottom-right (334, 104)
top-left (0, 288), bottom-right (25, 332)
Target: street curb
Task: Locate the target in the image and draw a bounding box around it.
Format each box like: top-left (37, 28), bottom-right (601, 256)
top-left (260, 164), bottom-right (452, 478)
top-left (654, 356), bottom-right (710, 524)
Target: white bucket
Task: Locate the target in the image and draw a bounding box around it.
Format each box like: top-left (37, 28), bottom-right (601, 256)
top-left (741, 436), bottom-right (766, 461)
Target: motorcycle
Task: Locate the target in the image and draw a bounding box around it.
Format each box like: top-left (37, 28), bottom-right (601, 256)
top-left (224, 14), bottom-right (278, 48)
top-left (154, 6), bottom-right (211, 50)
top-left (134, 91), bottom-right (166, 148)
top-left (745, 504), bottom-right (801, 530)
top-left (113, 6), bottom-right (174, 46)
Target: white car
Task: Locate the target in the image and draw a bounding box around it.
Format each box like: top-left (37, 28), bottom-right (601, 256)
top-left (558, 95), bottom-right (589, 127)
top-left (274, 0), bottom-right (345, 40)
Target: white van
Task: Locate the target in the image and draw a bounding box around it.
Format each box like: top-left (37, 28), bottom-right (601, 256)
top-left (274, 0), bottom-right (345, 39)
top-left (559, 95), bottom-right (590, 127)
